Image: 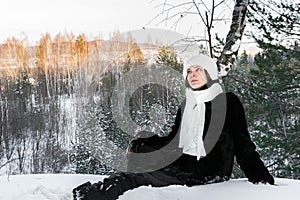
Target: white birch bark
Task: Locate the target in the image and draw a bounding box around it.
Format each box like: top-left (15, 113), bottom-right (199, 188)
top-left (217, 0), bottom-right (249, 74)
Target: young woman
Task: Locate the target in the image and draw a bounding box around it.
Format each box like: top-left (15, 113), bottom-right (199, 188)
top-left (73, 54), bottom-right (274, 200)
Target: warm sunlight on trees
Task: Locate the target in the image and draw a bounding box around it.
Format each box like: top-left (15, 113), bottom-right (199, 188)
top-left (0, 37), bottom-right (30, 79)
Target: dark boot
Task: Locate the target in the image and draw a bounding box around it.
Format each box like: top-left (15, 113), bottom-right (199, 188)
top-left (73, 181), bottom-right (91, 199)
top-left (73, 181), bottom-right (110, 200)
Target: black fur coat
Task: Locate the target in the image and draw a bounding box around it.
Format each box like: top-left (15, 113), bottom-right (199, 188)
top-left (128, 92), bottom-right (274, 185)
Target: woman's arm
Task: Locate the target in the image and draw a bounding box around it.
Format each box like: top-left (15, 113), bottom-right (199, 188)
top-left (227, 92), bottom-right (274, 185)
top-left (128, 105), bottom-right (182, 153)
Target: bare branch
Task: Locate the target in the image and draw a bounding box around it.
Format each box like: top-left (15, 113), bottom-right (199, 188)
top-left (148, 0), bottom-right (247, 64)
top-left (0, 158), bottom-right (18, 170)
top-left (215, 0), bottom-right (226, 8)
top-left (146, 2), bottom-right (194, 27)
top-left (192, 0), bottom-right (207, 26)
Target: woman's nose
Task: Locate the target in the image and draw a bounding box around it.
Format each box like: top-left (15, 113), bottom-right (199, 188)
top-left (191, 71), bottom-right (196, 77)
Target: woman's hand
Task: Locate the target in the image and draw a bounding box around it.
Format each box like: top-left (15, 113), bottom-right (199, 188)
top-left (251, 172), bottom-right (274, 185)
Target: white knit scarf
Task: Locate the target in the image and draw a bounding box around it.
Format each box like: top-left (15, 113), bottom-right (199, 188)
top-left (179, 83), bottom-right (223, 160)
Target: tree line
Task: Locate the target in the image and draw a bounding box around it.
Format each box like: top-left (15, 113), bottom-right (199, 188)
top-left (0, 31), bottom-right (145, 174)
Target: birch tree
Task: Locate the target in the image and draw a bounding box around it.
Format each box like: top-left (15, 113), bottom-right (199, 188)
top-left (148, 0), bottom-right (249, 72)
top-left (217, 0), bottom-right (248, 72)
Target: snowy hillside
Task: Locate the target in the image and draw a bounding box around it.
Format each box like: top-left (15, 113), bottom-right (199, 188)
top-left (0, 174), bottom-right (299, 200)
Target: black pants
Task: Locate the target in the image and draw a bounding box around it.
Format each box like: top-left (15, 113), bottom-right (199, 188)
top-left (73, 168), bottom-right (229, 200)
top-left (73, 169), bottom-right (185, 200)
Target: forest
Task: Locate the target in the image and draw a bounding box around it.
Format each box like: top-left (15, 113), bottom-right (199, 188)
top-left (0, 0), bottom-right (299, 180)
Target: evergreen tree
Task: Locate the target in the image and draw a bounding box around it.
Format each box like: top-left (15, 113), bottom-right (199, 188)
top-left (156, 46), bottom-right (183, 73)
top-left (224, 0), bottom-right (300, 179)
top-left (70, 143), bottom-right (114, 175)
top-left (224, 46), bottom-right (300, 179)
top-left (128, 46), bottom-right (185, 137)
top-left (71, 99), bottom-right (118, 175)
top-left (247, 0), bottom-right (299, 47)
top-left (238, 50), bottom-right (249, 67)
top-left (250, 47), bottom-right (299, 178)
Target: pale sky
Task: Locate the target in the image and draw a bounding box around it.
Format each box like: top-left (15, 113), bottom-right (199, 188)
top-left (0, 0), bottom-right (236, 42)
top-left (0, 0), bottom-right (258, 53)
top-left (0, 0), bottom-right (160, 43)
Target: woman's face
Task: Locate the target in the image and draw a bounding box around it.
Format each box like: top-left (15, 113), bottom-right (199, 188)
top-left (186, 65), bottom-right (208, 89)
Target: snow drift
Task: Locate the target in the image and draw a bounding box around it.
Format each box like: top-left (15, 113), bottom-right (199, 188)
top-left (0, 174), bottom-right (299, 200)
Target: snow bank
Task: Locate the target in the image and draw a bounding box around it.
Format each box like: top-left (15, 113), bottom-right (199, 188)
top-left (0, 174), bottom-right (299, 200)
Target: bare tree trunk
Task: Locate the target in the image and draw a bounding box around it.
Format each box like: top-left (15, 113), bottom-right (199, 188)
top-left (16, 139), bottom-right (26, 173)
top-left (217, 0), bottom-right (249, 72)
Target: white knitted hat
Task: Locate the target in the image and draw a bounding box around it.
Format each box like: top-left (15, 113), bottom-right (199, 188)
top-left (183, 54), bottom-right (219, 80)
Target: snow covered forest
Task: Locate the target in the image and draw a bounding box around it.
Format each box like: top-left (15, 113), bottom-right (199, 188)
top-left (0, 0), bottom-right (299, 182)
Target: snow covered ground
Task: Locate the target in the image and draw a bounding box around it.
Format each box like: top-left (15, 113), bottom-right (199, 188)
top-left (0, 174), bottom-right (299, 200)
